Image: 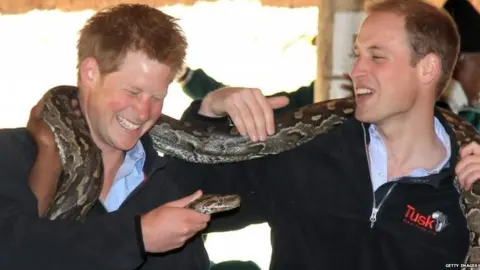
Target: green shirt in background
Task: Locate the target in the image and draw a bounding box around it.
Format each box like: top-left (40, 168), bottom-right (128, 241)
top-left (458, 107), bottom-right (480, 131)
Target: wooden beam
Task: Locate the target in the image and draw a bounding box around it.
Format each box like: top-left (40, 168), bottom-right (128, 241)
top-left (261, 0), bottom-right (317, 7)
top-left (336, 0), bottom-right (364, 11)
top-left (314, 0), bottom-right (334, 102)
top-left (264, 0), bottom-right (363, 10)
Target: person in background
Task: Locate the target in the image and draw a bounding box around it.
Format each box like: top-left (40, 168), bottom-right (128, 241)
top-left (443, 0), bottom-right (480, 129)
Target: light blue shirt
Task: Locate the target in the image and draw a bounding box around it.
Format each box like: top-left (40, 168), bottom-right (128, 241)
top-left (102, 141), bottom-right (146, 212)
top-left (368, 117), bottom-right (451, 191)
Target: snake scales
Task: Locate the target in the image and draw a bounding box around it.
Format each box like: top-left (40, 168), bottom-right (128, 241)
top-left (40, 85), bottom-right (480, 268)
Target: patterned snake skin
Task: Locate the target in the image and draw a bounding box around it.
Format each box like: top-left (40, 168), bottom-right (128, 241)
top-left (40, 85), bottom-right (479, 268)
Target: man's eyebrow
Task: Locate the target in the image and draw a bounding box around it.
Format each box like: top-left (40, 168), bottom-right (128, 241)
top-left (131, 86), bottom-right (143, 92)
top-left (353, 44), bottom-right (386, 53)
top-left (368, 45), bottom-right (383, 51)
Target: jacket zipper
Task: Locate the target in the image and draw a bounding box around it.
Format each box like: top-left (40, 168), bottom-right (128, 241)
top-left (362, 123), bottom-right (396, 228)
top-left (369, 183), bottom-right (396, 228)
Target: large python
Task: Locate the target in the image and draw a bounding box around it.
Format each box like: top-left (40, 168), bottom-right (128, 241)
top-left (41, 85), bottom-right (480, 268)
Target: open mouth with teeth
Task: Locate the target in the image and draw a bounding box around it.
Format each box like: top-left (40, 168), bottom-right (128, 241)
top-left (355, 88), bottom-right (374, 96)
top-left (354, 87), bottom-right (375, 106)
top-left (117, 115), bottom-right (141, 131)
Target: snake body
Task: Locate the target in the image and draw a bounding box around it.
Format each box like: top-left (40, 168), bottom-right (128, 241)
top-left (40, 85), bottom-right (480, 267)
top-left (150, 97), bottom-right (354, 164)
top-left (41, 86), bottom-right (103, 221)
top-left (186, 194), bottom-right (241, 215)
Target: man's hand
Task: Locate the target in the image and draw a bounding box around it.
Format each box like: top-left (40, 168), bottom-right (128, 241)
top-left (141, 190), bottom-right (211, 253)
top-left (27, 98), bottom-right (58, 151)
top-left (456, 141), bottom-right (480, 190)
top-left (26, 96), bottom-right (82, 151)
top-left (199, 87), bottom-right (289, 142)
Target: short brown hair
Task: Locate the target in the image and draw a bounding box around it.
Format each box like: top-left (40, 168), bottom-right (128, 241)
top-left (77, 4), bottom-right (187, 79)
top-left (366, 0), bottom-right (460, 96)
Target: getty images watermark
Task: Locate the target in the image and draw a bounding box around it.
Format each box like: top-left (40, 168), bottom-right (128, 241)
top-left (445, 263), bottom-right (480, 268)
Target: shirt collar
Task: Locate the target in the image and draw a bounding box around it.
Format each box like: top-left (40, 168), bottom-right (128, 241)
top-left (368, 117), bottom-right (451, 174)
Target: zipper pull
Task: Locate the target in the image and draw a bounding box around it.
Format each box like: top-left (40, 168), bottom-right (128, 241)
top-left (370, 208), bottom-right (379, 228)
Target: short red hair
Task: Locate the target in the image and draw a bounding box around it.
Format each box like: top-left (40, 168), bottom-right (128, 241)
top-left (77, 4), bottom-right (187, 79)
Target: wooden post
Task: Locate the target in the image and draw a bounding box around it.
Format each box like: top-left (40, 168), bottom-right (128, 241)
top-left (314, 0), bottom-right (334, 102)
top-left (315, 0), bottom-right (365, 102)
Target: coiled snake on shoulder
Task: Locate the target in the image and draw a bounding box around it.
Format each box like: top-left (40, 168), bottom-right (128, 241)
top-left (40, 85), bottom-right (480, 268)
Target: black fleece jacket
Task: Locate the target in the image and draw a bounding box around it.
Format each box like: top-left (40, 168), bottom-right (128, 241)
top-left (0, 128), bottom-right (209, 270)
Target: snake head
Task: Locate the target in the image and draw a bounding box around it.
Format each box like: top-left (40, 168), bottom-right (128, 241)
top-left (186, 194), bottom-right (241, 215)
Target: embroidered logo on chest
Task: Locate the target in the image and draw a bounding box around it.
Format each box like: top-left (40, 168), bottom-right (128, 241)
top-left (403, 204), bottom-right (449, 234)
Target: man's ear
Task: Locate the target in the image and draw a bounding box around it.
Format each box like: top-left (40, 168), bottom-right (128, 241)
top-left (417, 52), bottom-right (441, 87)
top-left (79, 57), bottom-right (100, 90)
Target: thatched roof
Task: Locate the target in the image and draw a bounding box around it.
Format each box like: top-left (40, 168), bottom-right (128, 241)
top-left (0, 0), bottom-right (325, 15)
